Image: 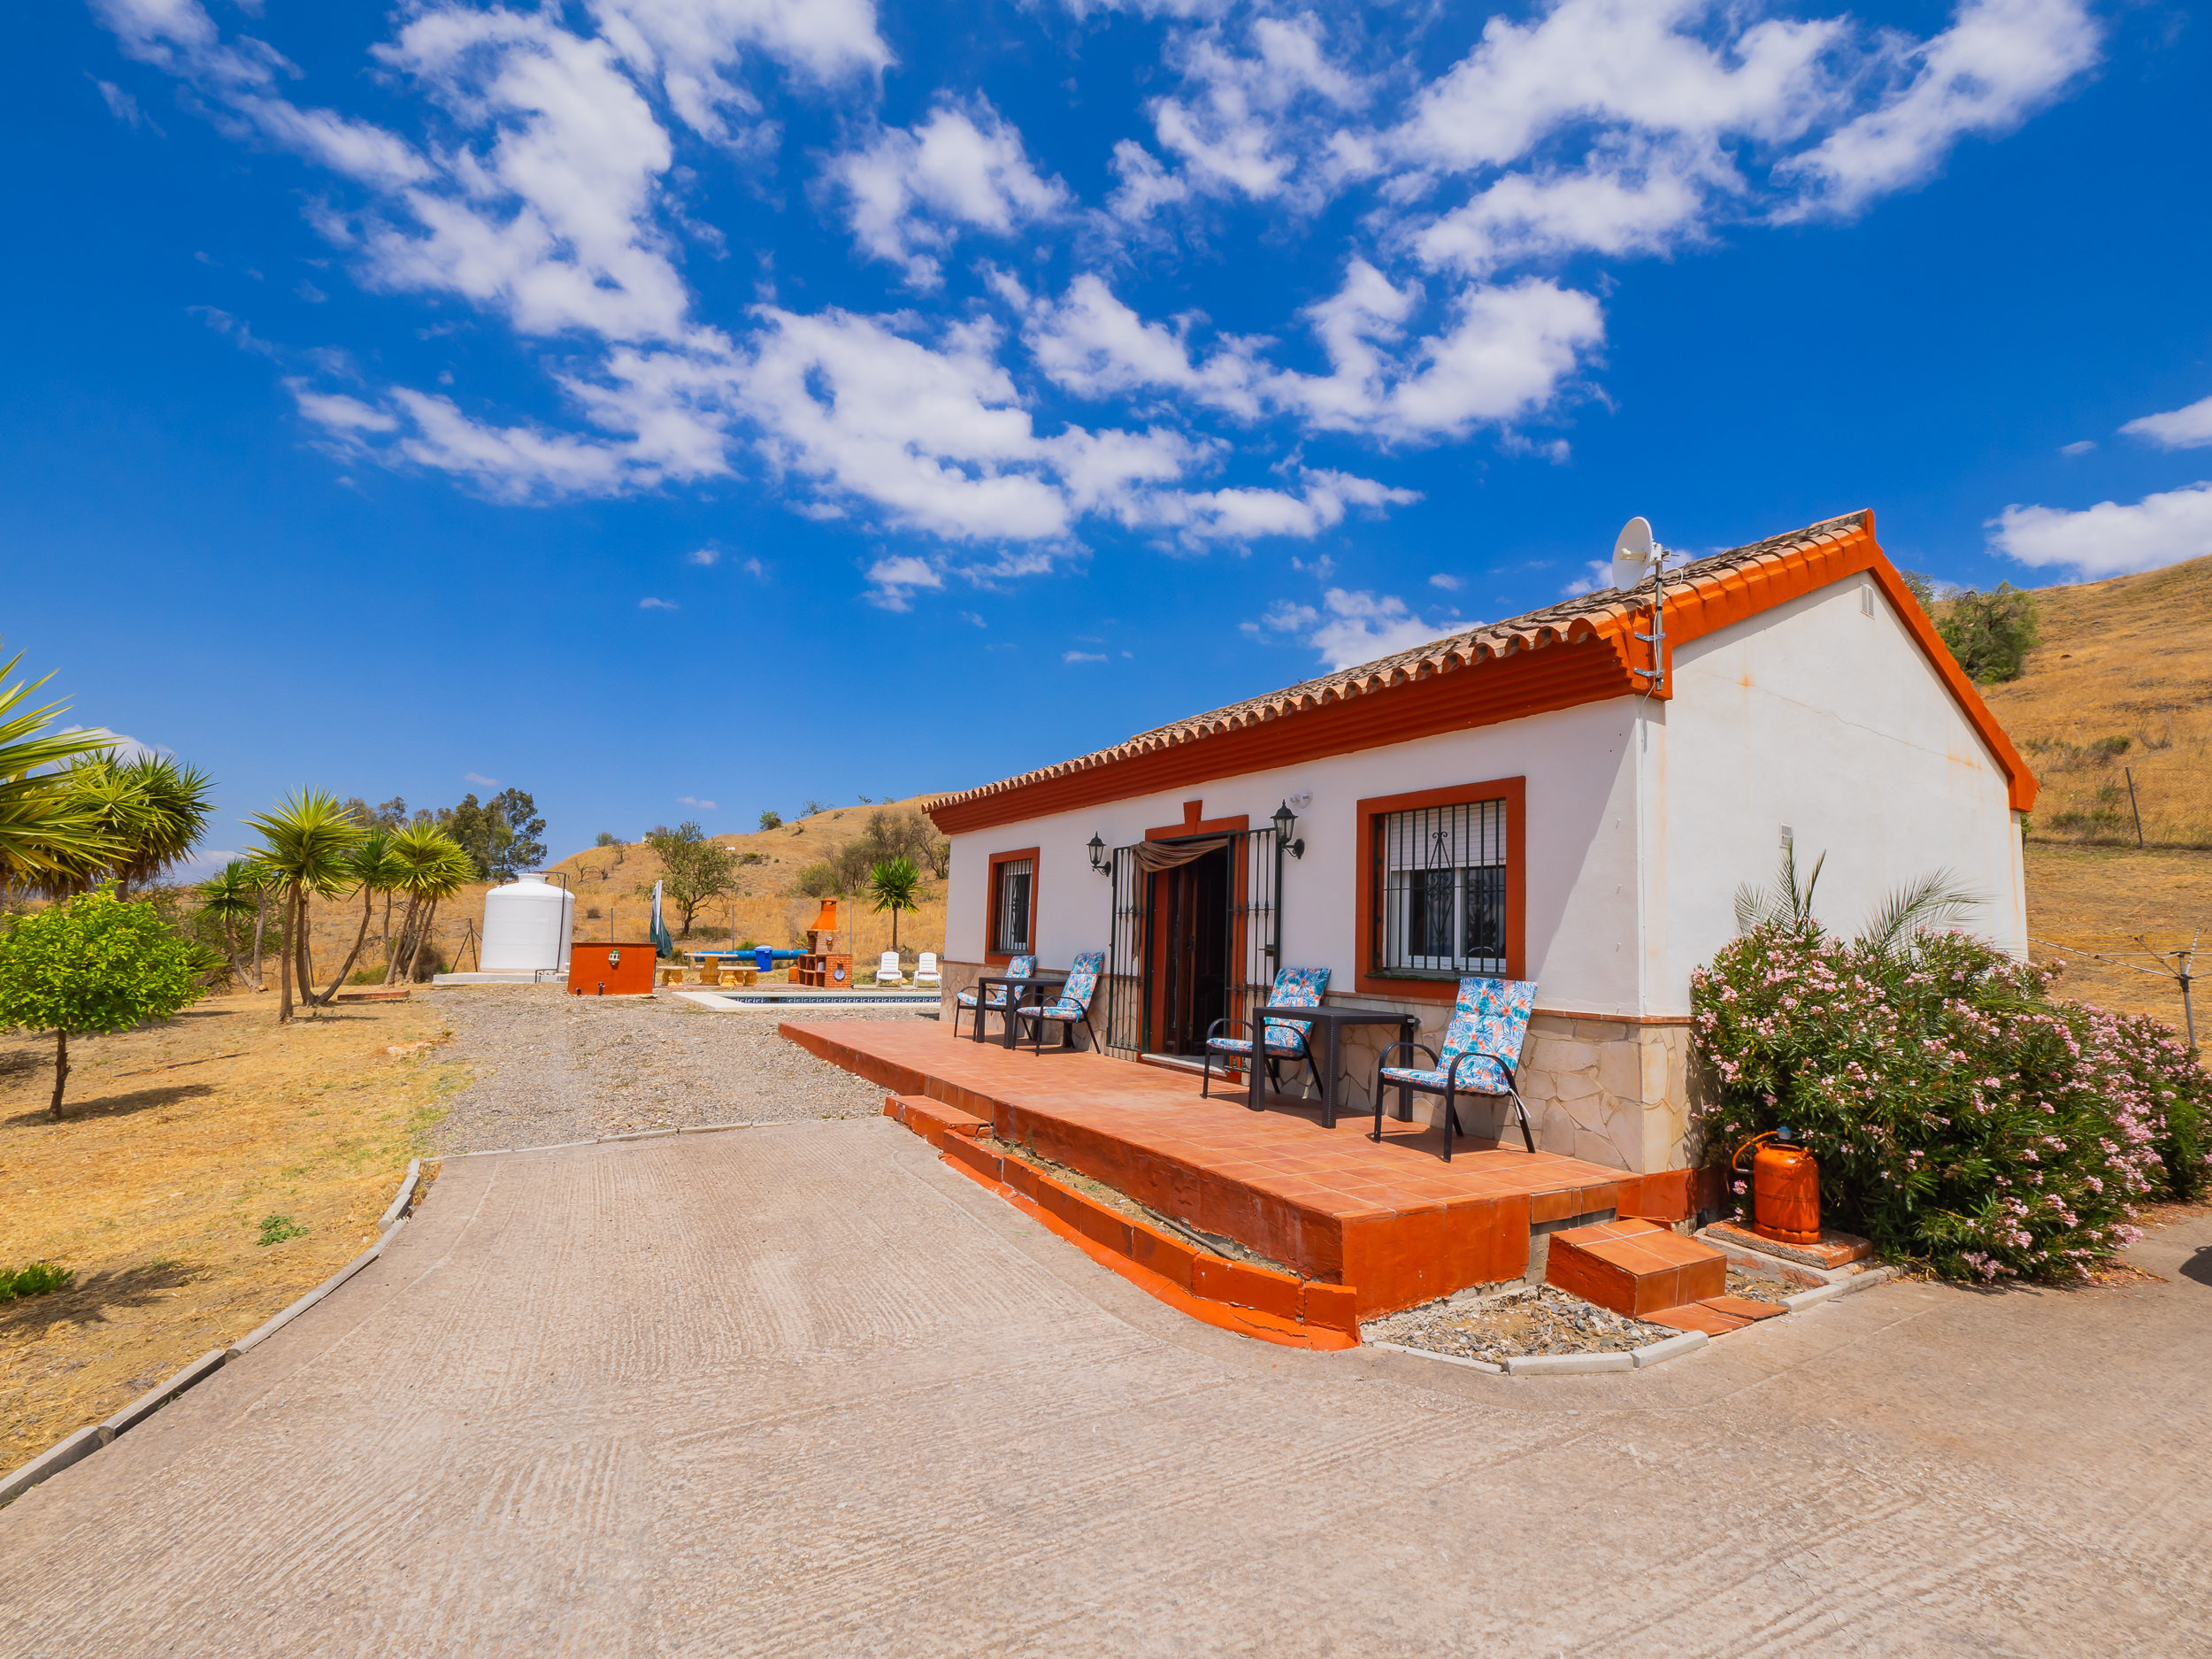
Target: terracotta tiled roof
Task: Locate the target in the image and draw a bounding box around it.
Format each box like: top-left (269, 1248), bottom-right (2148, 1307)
top-left (933, 511), bottom-right (1876, 816)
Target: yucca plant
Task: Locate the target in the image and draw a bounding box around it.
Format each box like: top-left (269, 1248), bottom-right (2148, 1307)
top-left (383, 824), bottom-right (474, 984)
top-left (199, 860), bottom-right (276, 991)
top-left (244, 791), bottom-right (364, 1023)
top-left (306, 828), bottom-right (407, 1007)
top-left (0, 652), bottom-right (124, 887)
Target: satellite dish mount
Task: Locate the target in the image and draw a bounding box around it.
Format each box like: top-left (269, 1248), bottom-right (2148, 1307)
top-left (1612, 516), bottom-right (1670, 693)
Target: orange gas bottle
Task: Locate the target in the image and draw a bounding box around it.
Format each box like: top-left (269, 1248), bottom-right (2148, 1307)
top-left (1732, 1129), bottom-right (1821, 1246)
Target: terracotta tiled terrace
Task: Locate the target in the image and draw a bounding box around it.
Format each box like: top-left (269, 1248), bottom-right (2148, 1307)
top-left (782, 1021), bottom-right (1694, 1317)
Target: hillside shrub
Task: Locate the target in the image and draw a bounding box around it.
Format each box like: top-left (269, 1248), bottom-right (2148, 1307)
top-left (1936, 584), bottom-right (2041, 683)
top-left (1694, 926), bottom-right (2209, 1282)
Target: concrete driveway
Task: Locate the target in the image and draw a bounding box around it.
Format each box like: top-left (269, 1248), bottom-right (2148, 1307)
top-left (4, 1118), bottom-right (2208, 1656)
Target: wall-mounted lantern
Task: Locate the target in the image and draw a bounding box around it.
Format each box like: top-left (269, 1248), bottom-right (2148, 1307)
top-left (1271, 800), bottom-right (1305, 860)
top-left (1087, 833), bottom-right (1108, 873)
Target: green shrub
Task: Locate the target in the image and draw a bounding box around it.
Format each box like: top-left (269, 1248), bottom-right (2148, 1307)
top-left (0, 1262), bottom-right (73, 1301)
top-left (257, 1215), bottom-right (308, 1246)
top-left (1694, 926), bottom-right (2208, 1282)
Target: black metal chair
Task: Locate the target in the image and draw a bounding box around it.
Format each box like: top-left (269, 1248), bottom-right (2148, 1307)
top-left (1371, 976), bottom-right (1539, 1161)
top-left (1200, 966), bottom-right (1330, 1101)
top-left (952, 954), bottom-right (1034, 1039)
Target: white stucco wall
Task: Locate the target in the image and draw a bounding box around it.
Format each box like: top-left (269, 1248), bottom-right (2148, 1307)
top-left (943, 696), bottom-right (1647, 1015)
top-left (1650, 571), bottom-right (2028, 1014)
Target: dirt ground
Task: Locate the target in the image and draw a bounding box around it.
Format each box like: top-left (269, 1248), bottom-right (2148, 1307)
top-left (0, 991), bottom-right (465, 1469)
top-left (2024, 841), bottom-right (2210, 1031)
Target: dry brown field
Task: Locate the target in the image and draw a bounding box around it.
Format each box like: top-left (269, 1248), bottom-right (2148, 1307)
top-left (0, 993), bottom-right (465, 1470)
top-left (1977, 553), bottom-right (2212, 849)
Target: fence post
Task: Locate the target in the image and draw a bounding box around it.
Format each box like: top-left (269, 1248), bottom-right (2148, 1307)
top-left (2125, 766), bottom-right (2144, 848)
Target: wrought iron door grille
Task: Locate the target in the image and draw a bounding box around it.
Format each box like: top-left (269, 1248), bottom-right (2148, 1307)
top-left (1102, 830), bottom-right (1279, 1057)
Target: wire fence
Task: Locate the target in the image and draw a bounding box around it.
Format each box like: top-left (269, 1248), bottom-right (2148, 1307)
top-left (2029, 931), bottom-right (2198, 1048)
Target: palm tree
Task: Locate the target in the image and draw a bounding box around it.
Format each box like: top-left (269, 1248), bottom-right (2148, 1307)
top-left (244, 792), bottom-right (364, 1023)
top-left (867, 856), bottom-right (922, 954)
top-left (1735, 844), bottom-right (1983, 960)
top-left (24, 751), bottom-right (215, 898)
top-left (199, 860), bottom-right (276, 992)
top-left (383, 824), bottom-right (473, 984)
top-left (307, 829), bottom-right (405, 1006)
top-left (0, 653), bottom-right (123, 889)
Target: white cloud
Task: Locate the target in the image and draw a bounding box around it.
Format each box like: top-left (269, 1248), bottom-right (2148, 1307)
top-left (1782, 0), bottom-right (2101, 215)
top-left (1307, 589), bottom-right (1458, 668)
top-left (741, 557), bottom-right (767, 579)
top-left (59, 726), bottom-right (167, 764)
top-left (687, 545), bottom-right (719, 564)
top-left (1022, 273), bottom-right (1267, 419)
top-left (1429, 572), bottom-right (1462, 590)
top-left (587, 0), bottom-right (890, 143)
top-left (676, 795), bottom-right (718, 809)
top-left (2122, 394), bottom-right (2212, 452)
top-left (2060, 439), bottom-right (2096, 457)
top-left (833, 101), bottom-right (1065, 288)
top-left (465, 771), bottom-right (502, 787)
top-left (864, 553), bottom-right (945, 611)
top-left (1563, 558), bottom-right (1615, 595)
top-left (91, 77), bottom-right (146, 127)
top-left (1064, 649), bottom-right (1108, 663)
top-left (641, 595), bottom-right (678, 608)
top-left (1412, 138), bottom-right (1731, 277)
top-left (1128, 12), bottom-right (1371, 215)
top-left (1988, 484), bottom-right (2212, 580)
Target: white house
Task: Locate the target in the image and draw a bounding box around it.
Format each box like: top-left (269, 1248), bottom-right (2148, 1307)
top-left (926, 511), bottom-right (2036, 1179)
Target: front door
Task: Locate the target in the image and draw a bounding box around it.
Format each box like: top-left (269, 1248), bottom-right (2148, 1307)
top-left (1146, 846), bottom-right (1230, 1054)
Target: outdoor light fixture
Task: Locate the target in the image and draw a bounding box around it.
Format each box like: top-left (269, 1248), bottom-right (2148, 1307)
top-left (1087, 833), bottom-right (1108, 872)
top-left (1272, 801), bottom-right (1305, 860)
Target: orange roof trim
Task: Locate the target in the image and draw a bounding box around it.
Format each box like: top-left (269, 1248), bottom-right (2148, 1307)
top-left (930, 510), bottom-right (2036, 833)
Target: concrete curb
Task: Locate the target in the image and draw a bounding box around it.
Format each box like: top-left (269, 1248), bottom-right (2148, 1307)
top-left (379, 1158), bottom-right (422, 1230)
top-left (1366, 1340), bottom-right (1504, 1374)
top-left (1504, 1349), bottom-right (1635, 1375)
top-left (229, 1225), bottom-right (400, 1356)
top-left (1364, 1326), bottom-right (1709, 1378)
top-left (1784, 1264), bottom-right (1898, 1310)
top-left (1, 1156), bottom-right (429, 1508)
top-left (98, 1348), bottom-right (229, 1442)
top-left (0, 1427), bottom-right (104, 1507)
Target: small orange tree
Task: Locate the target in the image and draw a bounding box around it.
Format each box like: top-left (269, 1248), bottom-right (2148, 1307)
top-left (0, 893), bottom-right (204, 1118)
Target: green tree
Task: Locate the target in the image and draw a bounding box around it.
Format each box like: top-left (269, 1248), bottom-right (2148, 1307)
top-left (198, 859), bottom-right (277, 992)
top-left (1935, 584), bottom-right (2041, 683)
top-left (440, 788), bottom-right (549, 880)
top-left (0, 893), bottom-right (204, 1118)
top-left (643, 821), bottom-right (738, 934)
top-left (244, 791), bottom-right (364, 1023)
top-left (866, 856), bottom-right (923, 952)
top-left (827, 810), bottom-right (947, 890)
top-left (0, 654), bottom-right (128, 888)
top-left (757, 809), bottom-right (782, 832)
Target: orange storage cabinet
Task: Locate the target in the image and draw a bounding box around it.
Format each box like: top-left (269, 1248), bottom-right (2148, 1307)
top-left (568, 941), bottom-right (658, 997)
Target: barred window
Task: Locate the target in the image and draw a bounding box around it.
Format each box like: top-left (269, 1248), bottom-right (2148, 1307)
top-left (992, 857), bottom-right (1033, 955)
top-left (1375, 800), bottom-right (1507, 975)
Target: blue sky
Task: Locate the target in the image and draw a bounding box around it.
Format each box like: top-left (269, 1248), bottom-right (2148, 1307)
top-left (6, 0), bottom-right (2208, 866)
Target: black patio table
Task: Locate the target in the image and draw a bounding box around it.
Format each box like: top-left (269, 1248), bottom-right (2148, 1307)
top-left (970, 971), bottom-right (1070, 1049)
top-left (1247, 1003), bottom-right (1421, 1129)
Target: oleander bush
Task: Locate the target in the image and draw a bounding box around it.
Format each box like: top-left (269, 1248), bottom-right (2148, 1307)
top-left (1694, 919), bottom-right (2209, 1284)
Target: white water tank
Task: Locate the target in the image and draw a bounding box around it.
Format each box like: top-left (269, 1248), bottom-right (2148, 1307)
top-left (480, 872), bottom-right (574, 972)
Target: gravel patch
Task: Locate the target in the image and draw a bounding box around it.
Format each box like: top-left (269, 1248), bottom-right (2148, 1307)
top-left (1725, 1268), bottom-right (1794, 1305)
top-left (1363, 1285), bottom-right (1677, 1363)
top-left (426, 986), bottom-right (926, 1153)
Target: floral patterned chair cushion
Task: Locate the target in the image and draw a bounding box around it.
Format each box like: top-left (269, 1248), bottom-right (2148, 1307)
top-left (1379, 976), bottom-right (1536, 1096)
top-left (956, 954), bottom-right (1036, 1007)
top-left (1028, 952), bottom-right (1104, 1022)
top-left (1203, 965), bottom-right (1330, 1056)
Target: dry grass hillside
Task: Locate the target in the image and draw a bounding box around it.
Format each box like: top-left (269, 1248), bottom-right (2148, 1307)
top-left (1977, 554), bottom-right (2212, 848)
top-left (282, 796), bottom-right (951, 982)
top-left (1955, 555), bottom-right (2212, 1036)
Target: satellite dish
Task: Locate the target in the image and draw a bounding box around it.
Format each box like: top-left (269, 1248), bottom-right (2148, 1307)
top-left (1611, 516), bottom-right (1656, 592)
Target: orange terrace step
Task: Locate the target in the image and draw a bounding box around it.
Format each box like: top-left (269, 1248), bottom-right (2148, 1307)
top-left (1544, 1217), bottom-right (1727, 1318)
